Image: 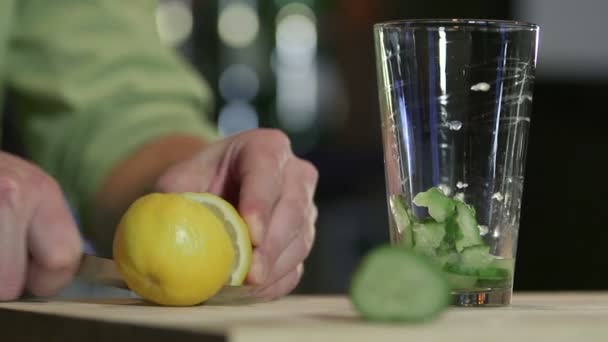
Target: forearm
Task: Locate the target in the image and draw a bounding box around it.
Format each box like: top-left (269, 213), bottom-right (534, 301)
top-left (85, 134), bottom-right (207, 255)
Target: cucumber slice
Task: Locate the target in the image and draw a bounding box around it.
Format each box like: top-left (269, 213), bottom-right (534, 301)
top-left (490, 257), bottom-right (515, 274)
top-left (460, 245), bottom-right (494, 269)
top-left (476, 267), bottom-right (512, 288)
top-left (389, 195), bottom-right (414, 248)
top-left (445, 272), bottom-right (479, 290)
top-left (412, 221), bottom-right (446, 257)
top-left (443, 261), bottom-right (475, 275)
top-left (349, 245), bottom-right (450, 322)
top-left (413, 187), bottom-right (456, 222)
top-left (454, 202), bottom-right (483, 252)
top-left (476, 258), bottom-right (514, 288)
top-left (444, 246), bottom-right (502, 280)
top-left (436, 240), bottom-right (454, 257)
top-left (441, 218), bottom-right (462, 252)
top-left (434, 252), bottom-right (459, 269)
top-left (444, 262), bottom-right (512, 289)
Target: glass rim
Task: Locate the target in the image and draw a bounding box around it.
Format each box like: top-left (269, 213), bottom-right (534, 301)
top-left (374, 18), bottom-right (538, 31)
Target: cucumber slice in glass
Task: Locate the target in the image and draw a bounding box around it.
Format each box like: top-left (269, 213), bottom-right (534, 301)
top-left (454, 202), bottom-right (483, 252)
top-left (476, 267), bottom-right (512, 288)
top-left (434, 252), bottom-right (459, 269)
top-left (412, 221), bottom-right (446, 257)
top-left (460, 245), bottom-right (494, 269)
top-left (390, 195), bottom-right (414, 248)
top-left (490, 257), bottom-right (515, 274)
top-left (443, 262), bottom-right (477, 277)
top-left (445, 272), bottom-right (479, 290)
top-left (413, 187), bottom-right (456, 222)
top-left (444, 262), bottom-right (512, 289)
top-left (441, 218), bottom-right (462, 252)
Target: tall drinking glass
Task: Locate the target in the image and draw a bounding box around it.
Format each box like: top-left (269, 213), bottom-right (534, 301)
top-left (374, 19), bottom-right (539, 306)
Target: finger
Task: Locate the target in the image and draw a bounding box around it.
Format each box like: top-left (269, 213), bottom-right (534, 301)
top-left (246, 158), bottom-right (318, 285)
top-left (260, 211), bottom-right (316, 287)
top-left (237, 129), bottom-right (292, 246)
top-left (25, 179), bottom-right (82, 297)
top-left (247, 197), bottom-right (317, 286)
top-left (0, 177), bottom-right (28, 300)
top-left (155, 161), bottom-right (217, 194)
top-left (254, 263), bottom-right (304, 300)
top-left (151, 135), bottom-right (219, 193)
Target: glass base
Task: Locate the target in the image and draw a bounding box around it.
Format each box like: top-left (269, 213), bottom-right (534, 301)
top-left (451, 288), bottom-right (512, 307)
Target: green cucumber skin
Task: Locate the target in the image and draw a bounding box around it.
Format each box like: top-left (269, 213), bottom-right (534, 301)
top-left (477, 261), bottom-right (513, 287)
top-left (443, 262), bottom-right (513, 289)
top-left (442, 244), bottom-right (513, 289)
top-left (412, 187), bottom-right (455, 223)
top-left (390, 187), bottom-right (514, 292)
top-left (454, 202), bottom-right (483, 252)
top-left (434, 252), bottom-right (459, 269)
top-left (412, 221), bottom-right (446, 257)
top-left (349, 245), bottom-right (450, 322)
top-left (445, 272), bottom-right (478, 290)
top-left (441, 219), bottom-right (462, 253)
top-left (460, 245), bottom-right (494, 269)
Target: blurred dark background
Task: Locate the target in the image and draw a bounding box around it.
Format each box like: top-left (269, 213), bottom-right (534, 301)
top-left (184, 0), bottom-right (608, 293)
top-left (4, 0), bottom-right (608, 293)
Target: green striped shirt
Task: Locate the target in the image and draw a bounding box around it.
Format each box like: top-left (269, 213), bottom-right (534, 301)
top-left (0, 0), bottom-right (217, 222)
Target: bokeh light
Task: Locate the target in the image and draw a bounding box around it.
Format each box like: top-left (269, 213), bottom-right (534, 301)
top-left (275, 2), bottom-right (319, 135)
top-left (218, 102), bottom-right (259, 136)
top-left (276, 3), bottom-right (317, 66)
top-left (276, 67), bottom-right (317, 132)
top-left (218, 2), bottom-right (260, 49)
top-left (156, 0), bottom-right (193, 46)
top-left (219, 64), bottom-right (260, 102)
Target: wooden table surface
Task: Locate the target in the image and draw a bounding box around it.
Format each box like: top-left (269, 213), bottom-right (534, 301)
top-left (1, 291), bottom-right (607, 341)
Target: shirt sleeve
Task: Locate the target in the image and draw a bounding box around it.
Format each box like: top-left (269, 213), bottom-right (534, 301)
top-left (6, 0), bottom-right (218, 219)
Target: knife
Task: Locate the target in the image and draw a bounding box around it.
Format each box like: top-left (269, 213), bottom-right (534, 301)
top-left (76, 254), bottom-right (260, 305)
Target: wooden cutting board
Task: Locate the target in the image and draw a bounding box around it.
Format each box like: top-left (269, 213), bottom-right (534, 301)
top-left (1, 292), bottom-right (607, 341)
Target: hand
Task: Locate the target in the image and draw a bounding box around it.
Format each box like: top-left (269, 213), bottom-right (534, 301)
top-left (156, 129), bottom-right (318, 300)
top-left (0, 152), bottom-right (82, 300)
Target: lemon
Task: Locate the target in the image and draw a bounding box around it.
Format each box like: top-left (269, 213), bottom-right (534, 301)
top-left (112, 192), bottom-right (250, 306)
top-left (180, 192), bottom-right (252, 285)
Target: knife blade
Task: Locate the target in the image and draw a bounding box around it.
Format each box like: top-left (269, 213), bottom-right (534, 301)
top-left (76, 253), bottom-right (129, 290)
top-left (76, 254), bottom-right (260, 305)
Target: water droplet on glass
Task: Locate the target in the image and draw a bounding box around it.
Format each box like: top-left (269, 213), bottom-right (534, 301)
top-left (448, 121), bottom-right (463, 131)
top-left (470, 82), bottom-right (491, 92)
top-left (478, 225), bottom-right (489, 236)
top-left (456, 181), bottom-right (468, 189)
top-left (492, 192), bottom-right (504, 201)
top-left (517, 95), bottom-right (533, 104)
top-left (437, 184), bottom-right (451, 196)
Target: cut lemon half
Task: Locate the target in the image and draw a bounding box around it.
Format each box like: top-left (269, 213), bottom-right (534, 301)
top-left (180, 192), bottom-right (252, 285)
top-left (113, 193), bottom-right (234, 306)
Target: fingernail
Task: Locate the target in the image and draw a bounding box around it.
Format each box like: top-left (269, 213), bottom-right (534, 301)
top-left (246, 214), bottom-right (265, 246)
top-left (250, 251), bottom-right (268, 284)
